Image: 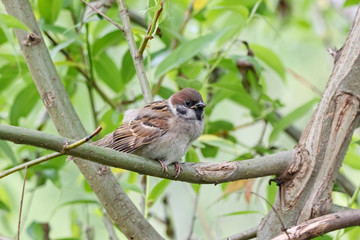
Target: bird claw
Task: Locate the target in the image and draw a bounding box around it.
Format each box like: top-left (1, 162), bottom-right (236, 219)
top-left (157, 159), bottom-right (168, 173)
top-left (157, 160), bottom-right (182, 178)
top-left (174, 162), bottom-right (182, 178)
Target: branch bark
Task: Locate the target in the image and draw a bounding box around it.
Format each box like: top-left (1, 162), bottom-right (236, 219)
top-left (0, 124), bottom-right (293, 184)
top-left (272, 209), bottom-right (360, 240)
top-left (258, 4), bottom-right (360, 239)
top-left (1, 0), bottom-right (163, 239)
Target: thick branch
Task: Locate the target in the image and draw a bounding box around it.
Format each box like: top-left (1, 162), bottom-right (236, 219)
top-left (1, 0), bottom-right (163, 239)
top-left (258, 4), bottom-right (360, 239)
top-left (0, 124), bottom-right (293, 184)
top-left (272, 209), bottom-right (360, 240)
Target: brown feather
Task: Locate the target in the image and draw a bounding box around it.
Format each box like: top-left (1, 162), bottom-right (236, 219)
top-left (110, 100), bottom-right (172, 153)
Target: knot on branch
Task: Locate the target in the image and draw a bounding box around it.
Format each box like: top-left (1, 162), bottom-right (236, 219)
top-left (42, 91), bottom-right (55, 107)
top-left (97, 165), bottom-right (110, 175)
top-left (279, 147), bottom-right (311, 209)
top-left (195, 162), bottom-right (237, 183)
top-left (23, 32), bottom-right (42, 46)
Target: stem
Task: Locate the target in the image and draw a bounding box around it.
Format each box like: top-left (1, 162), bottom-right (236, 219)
top-left (0, 126), bottom-right (102, 179)
top-left (117, 0), bottom-right (152, 104)
top-left (138, 0), bottom-right (165, 56)
top-left (85, 24), bottom-right (99, 128)
top-left (2, 0), bottom-right (163, 238)
top-left (80, 0), bottom-right (124, 31)
top-left (17, 166), bottom-right (27, 240)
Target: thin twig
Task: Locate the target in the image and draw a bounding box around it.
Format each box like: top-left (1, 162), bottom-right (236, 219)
top-left (102, 209), bottom-right (119, 240)
top-left (224, 226), bottom-right (257, 240)
top-left (286, 68), bottom-right (322, 95)
top-left (246, 191), bottom-right (290, 239)
top-left (17, 166), bottom-right (27, 240)
top-left (117, 0), bottom-right (152, 104)
top-left (80, 0), bottom-right (124, 31)
top-left (187, 187), bottom-right (200, 240)
top-left (85, 24), bottom-right (99, 129)
top-left (138, 0), bottom-right (165, 56)
top-left (153, 0), bottom-right (195, 96)
top-left (0, 126), bottom-right (102, 179)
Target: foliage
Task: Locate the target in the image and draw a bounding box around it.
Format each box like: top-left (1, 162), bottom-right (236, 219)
top-left (0, 0), bottom-right (358, 239)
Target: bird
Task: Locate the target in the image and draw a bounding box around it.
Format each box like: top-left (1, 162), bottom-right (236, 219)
top-left (91, 88), bottom-right (206, 178)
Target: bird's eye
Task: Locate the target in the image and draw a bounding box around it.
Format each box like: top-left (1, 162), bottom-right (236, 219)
top-left (185, 100), bottom-right (191, 106)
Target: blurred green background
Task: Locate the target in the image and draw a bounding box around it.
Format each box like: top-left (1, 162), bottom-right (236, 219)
top-left (0, 0), bottom-right (359, 239)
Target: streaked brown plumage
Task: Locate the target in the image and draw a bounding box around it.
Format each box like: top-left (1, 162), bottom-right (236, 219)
top-left (89, 88), bottom-right (206, 177)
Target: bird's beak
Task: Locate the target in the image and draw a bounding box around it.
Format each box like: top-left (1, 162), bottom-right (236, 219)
top-left (191, 101), bottom-right (207, 109)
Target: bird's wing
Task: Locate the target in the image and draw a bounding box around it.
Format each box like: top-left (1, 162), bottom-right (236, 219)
top-left (111, 101), bottom-right (172, 153)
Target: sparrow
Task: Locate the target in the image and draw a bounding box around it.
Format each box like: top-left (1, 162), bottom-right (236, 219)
top-left (92, 88), bottom-right (206, 178)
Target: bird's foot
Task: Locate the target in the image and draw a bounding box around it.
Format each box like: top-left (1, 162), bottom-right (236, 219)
top-left (174, 162), bottom-right (182, 178)
top-left (157, 159), bottom-right (168, 173)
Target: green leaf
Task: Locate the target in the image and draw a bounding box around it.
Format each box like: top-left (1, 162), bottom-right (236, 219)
top-left (221, 210), bottom-right (263, 217)
top-left (93, 52), bottom-right (122, 92)
top-left (175, 77), bottom-right (202, 90)
top-left (120, 182), bottom-right (143, 194)
top-left (157, 86), bottom-right (174, 99)
top-left (343, 0), bottom-right (359, 7)
top-left (99, 109), bottom-right (123, 135)
top-left (267, 180), bottom-right (277, 206)
top-left (200, 144), bottom-right (219, 158)
top-left (83, 179), bottom-right (93, 193)
top-left (92, 31), bottom-right (124, 56)
top-left (10, 84), bottom-right (39, 126)
top-left (147, 179), bottom-right (171, 208)
top-left (0, 200), bottom-right (10, 212)
top-left (58, 199), bottom-right (99, 208)
top-left (0, 140), bottom-right (17, 165)
top-left (269, 98), bottom-right (318, 143)
top-left (185, 147), bottom-right (200, 163)
top-left (191, 184), bottom-right (201, 194)
top-left (344, 142), bottom-right (360, 170)
top-left (121, 50), bottom-right (136, 85)
top-left (211, 72), bottom-right (260, 114)
top-left (313, 235), bottom-right (333, 240)
top-left (207, 120), bottom-right (234, 134)
top-left (155, 30), bottom-right (226, 79)
top-left (27, 222), bottom-right (45, 240)
top-left (249, 44), bottom-right (286, 81)
top-left (0, 14), bottom-right (30, 31)
top-left (198, 134), bottom-right (236, 150)
top-left (0, 28), bottom-right (7, 45)
top-left (38, 0), bottom-right (63, 24)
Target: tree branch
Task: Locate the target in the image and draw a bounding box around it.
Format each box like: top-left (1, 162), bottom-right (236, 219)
top-left (0, 124), bottom-right (293, 184)
top-left (223, 227), bottom-right (257, 240)
top-left (1, 0), bottom-right (163, 239)
top-left (80, 0), bottom-right (124, 31)
top-left (272, 209), bottom-right (360, 240)
top-left (258, 4), bottom-right (360, 238)
top-left (116, 0), bottom-right (152, 103)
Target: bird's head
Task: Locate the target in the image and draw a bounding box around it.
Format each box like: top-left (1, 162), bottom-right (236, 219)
top-left (170, 88), bottom-right (206, 121)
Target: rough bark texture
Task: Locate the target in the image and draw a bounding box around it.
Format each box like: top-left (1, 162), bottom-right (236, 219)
top-left (0, 124), bottom-right (293, 184)
top-left (272, 209), bottom-right (360, 240)
top-left (2, 0), bottom-right (163, 239)
top-left (258, 5), bottom-right (360, 239)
